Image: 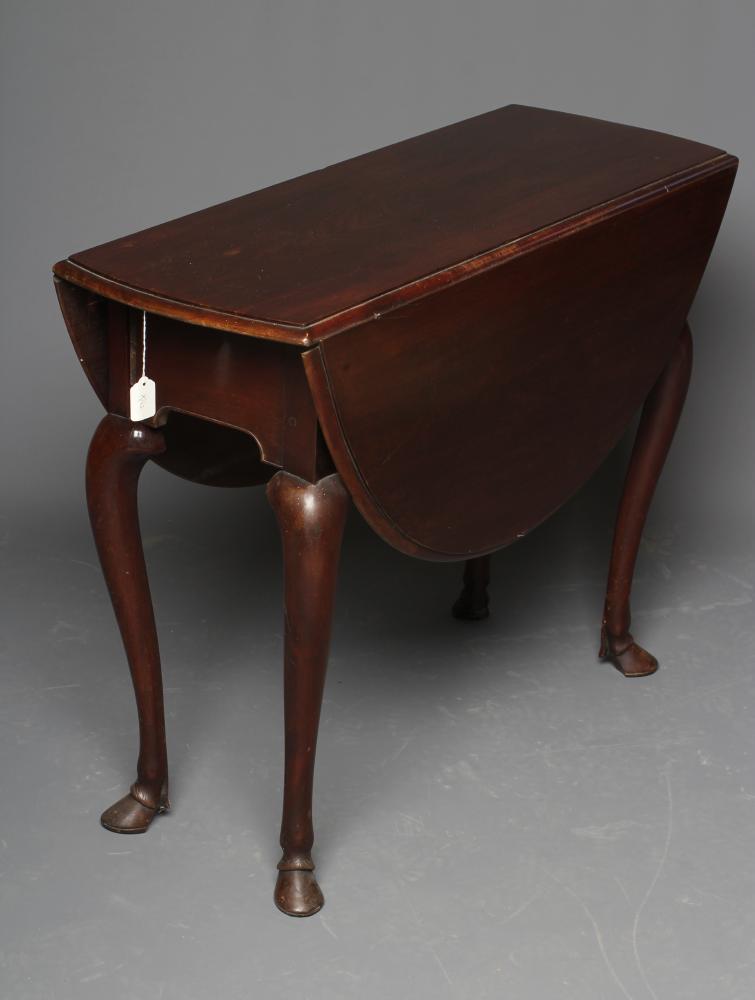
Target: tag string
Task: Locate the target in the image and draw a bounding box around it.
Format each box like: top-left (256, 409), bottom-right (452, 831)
top-left (141, 311), bottom-right (148, 379)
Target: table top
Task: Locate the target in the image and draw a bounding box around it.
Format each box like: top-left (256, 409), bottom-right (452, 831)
top-left (53, 105), bottom-right (731, 344)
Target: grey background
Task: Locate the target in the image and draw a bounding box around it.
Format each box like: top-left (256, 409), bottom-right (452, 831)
top-left (1, 2), bottom-right (753, 998)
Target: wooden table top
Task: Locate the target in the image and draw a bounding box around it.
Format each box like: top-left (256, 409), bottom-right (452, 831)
top-left (53, 105), bottom-right (729, 344)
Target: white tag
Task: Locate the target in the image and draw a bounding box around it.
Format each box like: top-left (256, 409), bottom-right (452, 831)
top-left (130, 376), bottom-right (156, 421)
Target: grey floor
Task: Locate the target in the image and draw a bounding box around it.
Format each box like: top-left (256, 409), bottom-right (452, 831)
top-left (1, 455), bottom-right (753, 1000)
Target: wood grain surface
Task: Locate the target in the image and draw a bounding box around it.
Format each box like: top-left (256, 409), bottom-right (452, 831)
top-left (308, 164), bottom-right (735, 558)
top-left (54, 105), bottom-right (731, 343)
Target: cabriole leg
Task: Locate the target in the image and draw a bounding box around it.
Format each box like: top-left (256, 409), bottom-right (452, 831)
top-left (86, 414), bottom-right (170, 832)
top-left (267, 471), bottom-right (349, 916)
top-left (601, 324), bottom-right (693, 677)
top-left (452, 555), bottom-right (490, 620)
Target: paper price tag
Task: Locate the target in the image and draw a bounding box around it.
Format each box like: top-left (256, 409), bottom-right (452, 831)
top-left (129, 376), bottom-right (156, 421)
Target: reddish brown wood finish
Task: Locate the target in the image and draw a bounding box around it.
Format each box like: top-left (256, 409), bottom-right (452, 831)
top-left (53, 105), bottom-right (738, 917)
top-left (55, 279), bottom-right (110, 406)
top-left (266, 472), bottom-right (349, 916)
top-left (159, 412), bottom-right (273, 489)
top-left (307, 163), bottom-right (734, 560)
top-left (600, 325), bottom-right (694, 677)
top-left (65, 289), bottom-right (330, 487)
top-left (86, 415), bottom-right (170, 832)
top-left (54, 106), bottom-right (730, 342)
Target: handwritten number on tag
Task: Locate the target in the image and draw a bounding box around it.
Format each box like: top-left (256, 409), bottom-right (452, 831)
top-left (130, 376), bottom-right (156, 421)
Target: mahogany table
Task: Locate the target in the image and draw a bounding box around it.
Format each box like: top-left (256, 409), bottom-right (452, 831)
top-left (53, 105), bottom-right (737, 917)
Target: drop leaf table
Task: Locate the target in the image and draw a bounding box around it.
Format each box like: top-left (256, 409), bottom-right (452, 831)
top-left (53, 105), bottom-right (737, 916)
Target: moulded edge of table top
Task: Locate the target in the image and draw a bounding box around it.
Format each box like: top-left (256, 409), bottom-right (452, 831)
top-left (52, 127), bottom-right (737, 348)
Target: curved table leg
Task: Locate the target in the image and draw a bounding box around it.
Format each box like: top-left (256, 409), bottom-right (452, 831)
top-left (86, 415), bottom-right (170, 832)
top-left (267, 471), bottom-right (349, 916)
top-left (452, 555), bottom-right (490, 620)
top-left (600, 324), bottom-right (693, 677)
